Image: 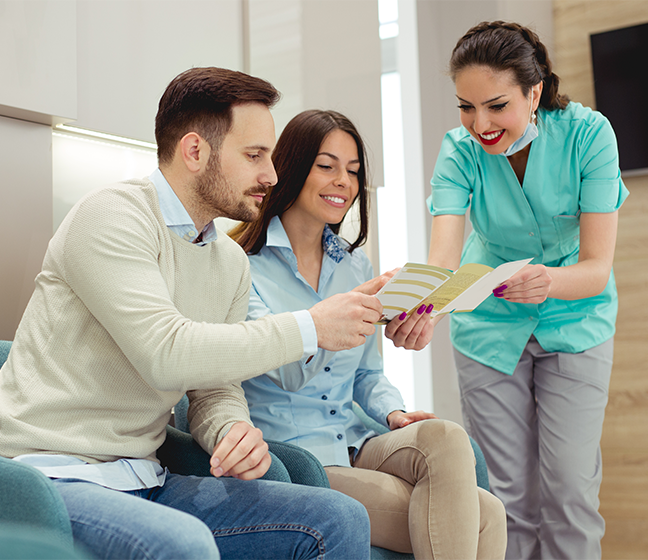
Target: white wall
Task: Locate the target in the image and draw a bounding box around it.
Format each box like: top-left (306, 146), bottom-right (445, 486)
top-left (0, 0), bottom-right (247, 339)
top-left (248, 0), bottom-right (384, 269)
top-left (0, 0), bottom-right (76, 124)
top-left (75, 0), bottom-right (244, 142)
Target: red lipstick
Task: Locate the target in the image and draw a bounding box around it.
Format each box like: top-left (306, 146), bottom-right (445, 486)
top-left (478, 130), bottom-right (505, 146)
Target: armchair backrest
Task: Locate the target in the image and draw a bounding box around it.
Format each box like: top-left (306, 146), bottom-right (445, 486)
top-left (0, 340), bottom-right (11, 367)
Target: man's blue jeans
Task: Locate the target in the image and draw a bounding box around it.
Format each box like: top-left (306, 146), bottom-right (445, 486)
top-left (53, 473), bottom-right (370, 559)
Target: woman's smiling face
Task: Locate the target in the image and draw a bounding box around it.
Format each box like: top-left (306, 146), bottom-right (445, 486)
top-left (455, 65), bottom-right (542, 155)
top-left (289, 129), bottom-right (360, 228)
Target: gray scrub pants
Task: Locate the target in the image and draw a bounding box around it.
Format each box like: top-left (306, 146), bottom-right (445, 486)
top-left (454, 336), bottom-right (614, 560)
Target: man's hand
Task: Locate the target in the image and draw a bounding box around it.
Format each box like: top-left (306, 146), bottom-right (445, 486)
top-left (309, 292), bottom-right (383, 351)
top-left (387, 410), bottom-right (438, 430)
top-left (210, 422), bottom-right (271, 481)
top-left (384, 304), bottom-right (437, 351)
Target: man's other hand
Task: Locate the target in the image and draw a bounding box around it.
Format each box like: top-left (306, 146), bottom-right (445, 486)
top-left (210, 422), bottom-right (271, 480)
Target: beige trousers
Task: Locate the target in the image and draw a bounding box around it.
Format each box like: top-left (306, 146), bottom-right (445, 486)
top-left (325, 419), bottom-right (506, 560)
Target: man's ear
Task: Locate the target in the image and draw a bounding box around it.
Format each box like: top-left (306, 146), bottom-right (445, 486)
top-left (178, 132), bottom-right (211, 173)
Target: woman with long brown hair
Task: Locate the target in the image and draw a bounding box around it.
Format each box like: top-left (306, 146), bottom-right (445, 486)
top-left (231, 109), bottom-right (506, 559)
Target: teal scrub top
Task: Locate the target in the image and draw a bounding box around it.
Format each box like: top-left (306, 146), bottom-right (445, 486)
top-left (427, 102), bottom-right (629, 375)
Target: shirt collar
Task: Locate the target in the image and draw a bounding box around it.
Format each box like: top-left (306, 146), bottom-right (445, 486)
top-left (149, 168), bottom-right (218, 245)
top-left (266, 216), bottom-right (347, 264)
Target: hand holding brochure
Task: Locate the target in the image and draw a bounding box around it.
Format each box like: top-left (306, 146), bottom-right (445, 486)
top-left (375, 258), bottom-right (533, 324)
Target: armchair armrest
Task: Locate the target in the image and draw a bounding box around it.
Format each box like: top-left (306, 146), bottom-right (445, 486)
top-left (266, 440), bottom-right (330, 488)
top-left (158, 425), bottom-right (291, 483)
top-left (0, 456), bottom-right (73, 546)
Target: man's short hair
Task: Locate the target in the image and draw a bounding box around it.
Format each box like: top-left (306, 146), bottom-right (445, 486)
top-left (155, 67), bottom-right (280, 165)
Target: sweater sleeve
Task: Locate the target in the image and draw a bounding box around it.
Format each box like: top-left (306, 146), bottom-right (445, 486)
top-left (57, 186), bottom-right (304, 393)
top-left (186, 263), bottom-right (256, 452)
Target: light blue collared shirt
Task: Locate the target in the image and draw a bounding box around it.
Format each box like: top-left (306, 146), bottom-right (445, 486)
top-left (151, 168), bottom-right (218, 245)
top-left (242, 217), bottom-right (406, 467)
top-left (14, 454), bottom-right (166, 491)
top-left (16, 172), bottom-right (316, 488)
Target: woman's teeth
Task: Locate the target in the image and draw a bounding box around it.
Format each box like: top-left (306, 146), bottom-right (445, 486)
top-left (322, 196), bottom-right (345, 204)
top-left (480, 130), bottom-right (504, 140)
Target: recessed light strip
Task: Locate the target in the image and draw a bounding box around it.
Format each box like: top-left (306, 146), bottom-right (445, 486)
top-left (54, 124), bottom-right (157, 151)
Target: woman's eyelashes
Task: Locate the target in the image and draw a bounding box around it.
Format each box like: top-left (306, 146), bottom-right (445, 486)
top-left (457, 102), bottom-right (509, 113)
top-left (316, 163), bottom-right (359, 177)
top-left (489, 102), bottom-right (508, 112)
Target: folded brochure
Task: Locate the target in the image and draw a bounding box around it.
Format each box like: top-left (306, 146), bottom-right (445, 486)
top-left (375, 258), bottom-right (533, 324)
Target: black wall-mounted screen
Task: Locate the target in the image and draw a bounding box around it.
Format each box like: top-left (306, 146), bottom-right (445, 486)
top-left (590, 22), bottom-right (648, 173)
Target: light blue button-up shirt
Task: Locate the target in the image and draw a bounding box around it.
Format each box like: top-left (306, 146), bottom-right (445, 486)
top-left (15, 171), bottom-right (316, 488)
top-left (242, 216), bottom-right (405, 467)
top-left (428, 102), bottom-right (629, 374)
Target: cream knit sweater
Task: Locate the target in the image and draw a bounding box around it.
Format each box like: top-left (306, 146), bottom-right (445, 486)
top-left (0, 179), bottom-right (303, 463)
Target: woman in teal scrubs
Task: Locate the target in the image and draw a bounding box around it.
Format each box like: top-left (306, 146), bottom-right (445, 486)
top-left (427, 21), bottom-right (628, 560)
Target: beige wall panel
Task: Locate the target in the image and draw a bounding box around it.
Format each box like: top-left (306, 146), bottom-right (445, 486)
top-left (554, 2), bottom-right (648, 557)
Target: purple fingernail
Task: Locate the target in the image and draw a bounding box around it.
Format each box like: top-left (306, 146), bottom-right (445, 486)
top-left (417, 304), bottom-right (426, 315)
top-left (426, 304), bottom-right (434, 314)
top-left (399, 312), bottom-right (407, 320)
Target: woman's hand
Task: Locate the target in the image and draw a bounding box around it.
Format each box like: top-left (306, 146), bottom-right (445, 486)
top-left (493, 264), bottom-right (552, 304)
top-left (387, 410), bottom-right (438, 430)
top-left (384, 304), bottom-right (437, 350)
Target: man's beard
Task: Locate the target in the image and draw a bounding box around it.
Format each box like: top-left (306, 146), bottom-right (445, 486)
top-left (195, 155), bottom-right (264, 223)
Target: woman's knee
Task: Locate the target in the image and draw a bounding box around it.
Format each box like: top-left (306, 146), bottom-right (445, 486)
top-left (405, 419), bottom-right (474, 462)
top-left (478, 487), bottom-right (507, 531)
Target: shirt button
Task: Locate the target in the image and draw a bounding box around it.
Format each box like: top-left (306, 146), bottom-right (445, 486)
top-left (330, 410), bottom-right (336, 415)
top-left (336, 434), bottom-right (343, 440)
top-left (529, 232), bottom-right (534, 236)
top-left (188, 231), bottom-right (196, 237)
top-left (324, 367), bottom-right (331, 372)
top-left (321, 395), bottom-right (328, 400)
top-left (529, 316), bottom-right (534, 321)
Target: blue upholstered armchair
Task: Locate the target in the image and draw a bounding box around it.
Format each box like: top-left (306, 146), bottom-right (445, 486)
top-left (173, 394), bottom-right (491, 560)
top-left (0, 340), bottom-right (489, 560)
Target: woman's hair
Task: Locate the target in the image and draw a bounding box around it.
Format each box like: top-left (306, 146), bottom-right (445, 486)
top-left (449, 21), bottom-right (569, 111)
top-left (230, 109), bottom-right (370, 255)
